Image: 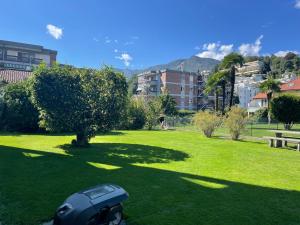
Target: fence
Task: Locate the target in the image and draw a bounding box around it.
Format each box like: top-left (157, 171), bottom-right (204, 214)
top-left (164, 116), bottom-right (300, 138)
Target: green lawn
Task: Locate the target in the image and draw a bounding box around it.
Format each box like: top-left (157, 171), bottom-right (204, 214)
top-left (0, 130), bottom-right (300, 225)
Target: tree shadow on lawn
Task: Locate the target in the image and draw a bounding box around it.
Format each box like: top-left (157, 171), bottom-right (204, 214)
top-left (0, 143), bottom-right (299, 225)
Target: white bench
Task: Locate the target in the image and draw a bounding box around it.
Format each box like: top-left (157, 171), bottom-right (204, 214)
top-left (263, 136), bottom-right (300, 151)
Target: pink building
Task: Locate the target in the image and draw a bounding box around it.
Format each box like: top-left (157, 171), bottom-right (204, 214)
top-left (137, 69), bottom-right (211, 110)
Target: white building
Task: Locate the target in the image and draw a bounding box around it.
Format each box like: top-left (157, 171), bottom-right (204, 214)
top-left (247, 92), bottom-right (268, 114)
top-left (235, 74), bottom-right (265, 109)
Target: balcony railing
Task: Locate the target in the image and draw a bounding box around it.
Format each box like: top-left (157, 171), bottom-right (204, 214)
top-left (3, 55), bottom-right (43, 65)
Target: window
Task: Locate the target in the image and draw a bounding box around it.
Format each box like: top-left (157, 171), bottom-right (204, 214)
top-left (0, 49), bottom-right (3, 60)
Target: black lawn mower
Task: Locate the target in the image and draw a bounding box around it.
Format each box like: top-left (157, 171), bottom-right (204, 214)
top-left (53, 184), bottom-right (128, 225)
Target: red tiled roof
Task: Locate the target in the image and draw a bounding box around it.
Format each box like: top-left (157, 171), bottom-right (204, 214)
top-left (253, 92), bottom-right (267, 99)
top-left (280, 77), bottom-right (300, 91)
top-left (0, 69), bottom-right (32, 83)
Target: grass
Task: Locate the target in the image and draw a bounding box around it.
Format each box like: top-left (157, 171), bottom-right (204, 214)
top-left (0, 130), bottom-right (300, 225)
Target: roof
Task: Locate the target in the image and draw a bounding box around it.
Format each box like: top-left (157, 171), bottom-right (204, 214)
top-left (0, 40), bottom-right (57, 55)
top-left (280, 77), bottom-right (300, 91)
top-left (253, 92), bottom-right (267, 99)
top-left (0, 69), bottom-right (32, 83)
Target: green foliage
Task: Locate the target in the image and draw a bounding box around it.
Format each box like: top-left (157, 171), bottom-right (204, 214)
top-left (220, 52), bottom-right (244, 69)
top-left (177, 109), bottom-right (196, 117)
top-left (0, 81), bottom-right (5, 128)
top-left (225, 106), bottom-right (248, 140)
top-left (1, 80), bottom-right (39, 132)
top-left (252, 108), bottom-right (268, 122)
top-left (259, 78), bottom-right (281, 96)
top-left (127, 74), bottom-right (138, 97)
top-left (220, 53), bottom-right (244, 109)
top-left (124, 97), bottom-right (146, 130)
top-left (268, 53), bottom-right (300, 77)
top-left (205, 70), bottom-right (230, 113)
top-left (144, 97), bottom-right (162, 130)
top-left (271, 95), bottom-right (300, 129)
top-left (193, 111), bottom-right (222, 137)
top-left (31, 65), bottom-right (127, 146)
top-left (159, 92), bottom-right (178, 116)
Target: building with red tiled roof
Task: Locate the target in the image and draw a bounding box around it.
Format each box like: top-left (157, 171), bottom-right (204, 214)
top-left (0, 69), bottom-right (32, 83)
top-left (253, 92), bottom-right (267, 100)
top-left (280, 77), bottom-right (300, 92)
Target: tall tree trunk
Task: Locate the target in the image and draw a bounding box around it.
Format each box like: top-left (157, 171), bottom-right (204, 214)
top-left (222, 81), bottom-right (226, 115)
top-left (267, 92), bottom-right (272, 125)
top-left (229, 66), bottom-right (235, 109)
top-left (215, 89), bottom-right (219, 112)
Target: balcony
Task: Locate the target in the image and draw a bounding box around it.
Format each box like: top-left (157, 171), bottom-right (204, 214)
top-left (146, 79), bottom-right (158, 86)
top-left (3, 55), bottom-right (43, 65)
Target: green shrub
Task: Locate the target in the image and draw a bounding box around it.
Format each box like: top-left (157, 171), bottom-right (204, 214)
top-left (159, 92), bottom-right (178, 116)
top-left (178, 109), bottom-right (196, 117)
top-left (225, 106), bottom-right (248, 140)
top-left (126, 97), bottom-right (146, 130)
top-left (253, 108), bottom-right (268, 122)
top-left (193, 111), bottom-right (222, 137)
top-left (271, 94), bottom-right (300, 130)
top-left (145, 97), bottom-right (162, 130)
top-left (1, 80), bottom-right (39, 132)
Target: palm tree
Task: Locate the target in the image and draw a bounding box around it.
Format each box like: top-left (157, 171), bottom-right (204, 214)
top-left (205, 71), bottom-right (230, 114)
top-left (220, 53), bottom-right (244, 109)
top-left (259, 78), bottom-right (281, 124)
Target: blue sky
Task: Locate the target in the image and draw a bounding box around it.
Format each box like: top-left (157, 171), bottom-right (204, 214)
top-left (1, 0), bottom-right (300, 69)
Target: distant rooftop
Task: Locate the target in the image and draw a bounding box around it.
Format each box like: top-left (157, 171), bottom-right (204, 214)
top-left (281, 77), bottom-right (300, 91)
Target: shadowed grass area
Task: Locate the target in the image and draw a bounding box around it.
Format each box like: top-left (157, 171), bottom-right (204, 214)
top-left (0, 130), bottom-right (299, 225)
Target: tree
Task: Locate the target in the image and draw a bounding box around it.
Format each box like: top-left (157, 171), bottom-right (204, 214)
top-left (193, 111), bottom-right (222, 138)
top-left (31, 64), bottom-right (127, 146)
top-left (124, 96), bottom-right (146, 130)
top-left (220, 53), bottom-right (244, 109)
top-left (0, 80), bottom-right (6, 129)
top-left (127, 74), bottom-right (138, 97)
top-left (225, 106), bottom-right (248, 140)
top-left (259, 78), bottom-right (280, 124)
top-left (1, 80), bottom-right (39, 132)
top-left (144, 97), bottom-right (162, 130)
top-left (271, 95), bottom-right (300, 130)
top-left (159, 91), bottom-right (177, 116)
top-left (205, 70), bottom-right (230, 114)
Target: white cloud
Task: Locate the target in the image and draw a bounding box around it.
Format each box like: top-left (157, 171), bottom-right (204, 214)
top-left (124, 41), bottom-right (134, 46)
top-left (131, 36), bottom-right (140, 40)
top-left (238, 35), bottom-right (263, 56)
top-left (197, 43), bottom-right (233, 60)
top-left (114, 39), bottom-right (118, 43)
top-left (274, 50), bottom-right (299, 57)
top-left (114, 49), bottom-right (119, 53)
top-left (295, 0), bottom-right (300, 9)
top-left (104, 36), bottom-right (112, 44)
top-left (194, 46), bottom-right (201, 50)
top-left (115, 53), bottom-right (133, 66)
top-left (46, 24), bottom-right (63, 39)
top-left (93, 37), bottom-right (99, 42)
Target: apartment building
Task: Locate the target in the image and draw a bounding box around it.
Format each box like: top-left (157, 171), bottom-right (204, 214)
top-left (137, 69), bottom-right (211, 110)
top-left (0, 40), bottom-right (57, 83)
top-left (0, 40), bottom-right (57, 71)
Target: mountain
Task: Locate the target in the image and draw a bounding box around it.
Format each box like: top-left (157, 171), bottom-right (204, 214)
top-left (119, 56), bottom-right (220, 78)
